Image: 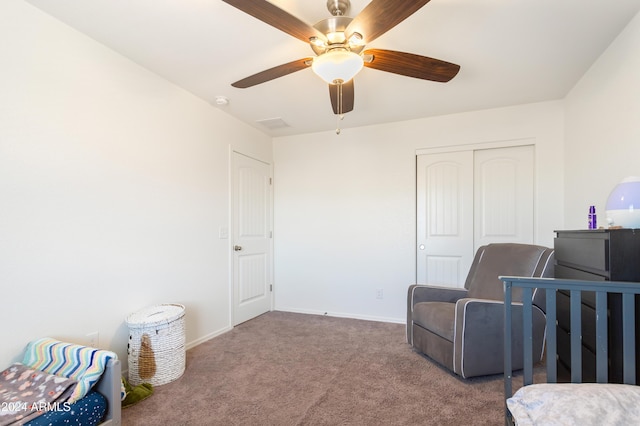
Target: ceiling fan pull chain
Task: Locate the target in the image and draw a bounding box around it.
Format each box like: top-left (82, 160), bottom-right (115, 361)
top-left (336, 111), bottom-right (345, 135)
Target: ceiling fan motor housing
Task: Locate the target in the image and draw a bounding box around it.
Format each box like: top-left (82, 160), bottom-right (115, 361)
top-left (311, 16), bottom-right (363, 55)
top-left (326, 0), bottom-right (350, 16)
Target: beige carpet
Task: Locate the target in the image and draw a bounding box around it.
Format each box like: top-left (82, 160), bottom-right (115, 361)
top-left (122, 311), bottom-right (517, 425)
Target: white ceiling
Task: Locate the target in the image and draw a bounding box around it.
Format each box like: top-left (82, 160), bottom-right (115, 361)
top-left (24, 0), bottom-right (640, 137)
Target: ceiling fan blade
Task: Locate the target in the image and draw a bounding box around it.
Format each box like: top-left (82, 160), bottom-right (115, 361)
top-left (222, 0), bottom-right (324, 43)
top-left (329, 80), bottom-right (355, 115)
top-left (345, 0), bottom-right (431, 44)
top-left (363, 49), bottom-right (460, 82)
top-left (232, 58), bottom-right (313, 88)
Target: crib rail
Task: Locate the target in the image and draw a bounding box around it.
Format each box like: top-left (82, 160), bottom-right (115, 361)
top-left (502, 276), bottom-right (640, 425)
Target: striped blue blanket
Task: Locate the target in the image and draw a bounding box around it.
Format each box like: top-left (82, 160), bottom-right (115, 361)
top-left (21, 338), bottom-right (116, 404)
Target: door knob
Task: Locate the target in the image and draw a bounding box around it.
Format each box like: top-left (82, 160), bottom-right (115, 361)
top-left (234, 245), bottom-right (243, 251)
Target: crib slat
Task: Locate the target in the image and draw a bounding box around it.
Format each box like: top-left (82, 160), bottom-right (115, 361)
top-left (522, 287), bottom-right (533, 385)
top-left (504, 281), bottom-right (513, 426)
top-left (570, 289), bottom-right (582, 383)
top-left (545, 289), bottom-right (557, 383)
top-left (595, 291), bottom-right (608, 382)
top-left (622, 293), bottom-right (636, 384)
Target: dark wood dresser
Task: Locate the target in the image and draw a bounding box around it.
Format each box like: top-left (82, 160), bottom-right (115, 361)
top-left (554, 229), bottom-right (640, 382)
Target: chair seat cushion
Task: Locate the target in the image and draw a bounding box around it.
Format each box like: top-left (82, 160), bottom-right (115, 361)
top-left (412, 302), bottom-right (456, 342)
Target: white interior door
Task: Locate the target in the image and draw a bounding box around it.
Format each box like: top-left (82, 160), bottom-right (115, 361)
top-left (416, 151), bottom-right (474, 287)
top-left (416, 144), bottom-right (535, 287)
top-left (474, 145), bottom-right (534, 250)
top-left (232, 152), bottom-right (272, 325)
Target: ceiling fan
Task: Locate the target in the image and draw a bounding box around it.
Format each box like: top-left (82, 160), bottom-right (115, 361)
top-left (223, 0), bottom-right (460, 117)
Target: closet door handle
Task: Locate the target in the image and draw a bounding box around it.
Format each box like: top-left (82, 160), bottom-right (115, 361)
top-left (234, 245), bottom-right (243, 251)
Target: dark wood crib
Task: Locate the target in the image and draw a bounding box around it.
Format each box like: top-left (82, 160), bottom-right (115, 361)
top-left (502, 276), bottom-right (640, 425)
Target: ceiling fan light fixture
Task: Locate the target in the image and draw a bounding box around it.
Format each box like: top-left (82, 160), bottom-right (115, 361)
top-left (347, 32), bottom-right (364, 47)
top-left (310, 36), bottom-right (326, 48)
top-left (312, 49), bottom-right (364, 84)
top-left (326, 31), bottom-right (346, 44)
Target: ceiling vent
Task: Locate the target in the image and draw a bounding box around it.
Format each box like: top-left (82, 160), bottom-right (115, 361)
top-left (256, 118), bottom-right (290, 129)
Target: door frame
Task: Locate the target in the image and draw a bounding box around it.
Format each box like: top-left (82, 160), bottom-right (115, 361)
top-left (228, 149), bottom-right (274, 326)
top-left (416, 137), bottom-right (535, 156)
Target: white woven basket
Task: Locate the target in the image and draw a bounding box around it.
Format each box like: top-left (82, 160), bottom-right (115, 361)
top-left (126, 303), bottom-right (186, 386)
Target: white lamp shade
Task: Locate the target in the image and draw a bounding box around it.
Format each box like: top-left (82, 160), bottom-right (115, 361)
top-left (606, 176), bottom-right (640, 228)
top-left (312, 50), bottom-right (364, 84)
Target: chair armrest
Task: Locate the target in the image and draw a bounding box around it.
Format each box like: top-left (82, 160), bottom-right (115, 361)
top-left (407, 285), bottom-right (468, 343)
top-left (408, 284), bottom-right (468, 306)
top-left (452, 298), bottom-right (545, 378)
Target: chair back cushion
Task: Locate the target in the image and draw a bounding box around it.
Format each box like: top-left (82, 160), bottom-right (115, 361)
top-left (465, 243), bottom-right (554, 302)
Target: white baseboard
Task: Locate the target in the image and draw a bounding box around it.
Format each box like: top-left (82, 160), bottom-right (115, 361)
top-left (274, 307), bottom-right (404, 324)
top-left (185, 325), bottom-right (233, 351)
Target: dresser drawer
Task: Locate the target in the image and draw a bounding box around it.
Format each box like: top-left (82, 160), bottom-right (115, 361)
top-left (555, 264), bottom-right (606, 281)
top-left (556, 325), bottom-right (597, 383)
top-left (556, 290), bottom-right (598, 352)
top-left (555, 235), bottom-right (608, 274)
top-left (554, 229), bottom-right (640, 384)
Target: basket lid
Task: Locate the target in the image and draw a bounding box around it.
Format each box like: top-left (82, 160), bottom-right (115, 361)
top-left (126, 303), bottom-right (185, 327)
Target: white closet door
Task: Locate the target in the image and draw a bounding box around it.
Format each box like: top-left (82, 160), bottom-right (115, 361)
top-left (473, 145), bottom-right (534, 251)
top-left (416, 151), bottom-right (474, 287)
top-left (416, 144), bottom-right (534, 287)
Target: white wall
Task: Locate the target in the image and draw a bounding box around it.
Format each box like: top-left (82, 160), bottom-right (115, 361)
top-left (564, 11), bottom-right (640, 228)
top-left (0, 0), bottom-right (272, 368)
top-left (273, 101), bottom-right (565, 323)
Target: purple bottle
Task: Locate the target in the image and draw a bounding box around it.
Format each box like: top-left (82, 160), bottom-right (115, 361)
top-left (588, 205), bottom-right (597, 229)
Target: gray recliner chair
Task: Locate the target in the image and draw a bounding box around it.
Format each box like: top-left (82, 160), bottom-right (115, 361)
top-left (407, 243), bottom-right (554, 378)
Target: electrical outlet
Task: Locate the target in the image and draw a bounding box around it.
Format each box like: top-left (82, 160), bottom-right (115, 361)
top-left (376, 289), bottom-right (384, 299)
top-left (86, 332), bottom-right (99, 348)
